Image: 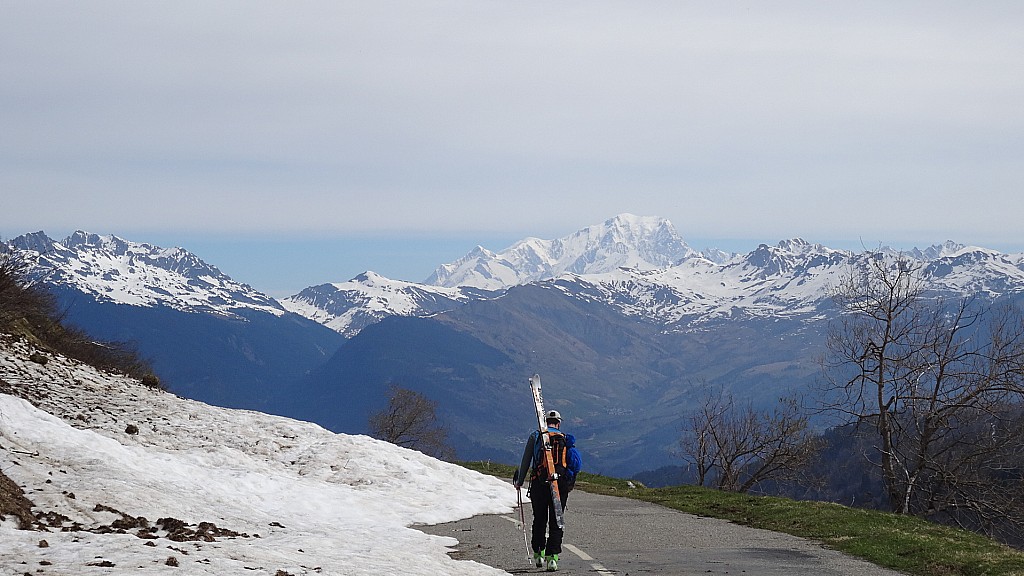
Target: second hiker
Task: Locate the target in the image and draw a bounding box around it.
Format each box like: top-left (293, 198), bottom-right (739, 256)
top-left (513, 409), bottom-right (582, 572)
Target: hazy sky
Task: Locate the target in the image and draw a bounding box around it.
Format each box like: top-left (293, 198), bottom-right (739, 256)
top-left (2, 2), bottom-right (1023, 296)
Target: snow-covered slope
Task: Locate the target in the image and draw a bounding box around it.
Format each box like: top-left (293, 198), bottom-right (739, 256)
top-left (425, 214), bottom-right (697, 289)
top-left (280, 271), bottom-right (500, 338)
top-left (0, 333), bottom-right (514, 575)
top-left (10, 231), bottom-right (284, 319)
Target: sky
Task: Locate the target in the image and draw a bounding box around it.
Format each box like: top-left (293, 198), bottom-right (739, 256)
top-left (2, 2), bottom-right (1023, 296)
top-left (1, 333), bottom-right (516, 575)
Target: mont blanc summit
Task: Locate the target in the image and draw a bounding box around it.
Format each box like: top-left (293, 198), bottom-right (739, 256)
top-left (425, 214), bottom-right (698, 290)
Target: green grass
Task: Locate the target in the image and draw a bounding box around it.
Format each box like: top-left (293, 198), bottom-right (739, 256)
top-left (460, 461), bottom-right (1024, 576)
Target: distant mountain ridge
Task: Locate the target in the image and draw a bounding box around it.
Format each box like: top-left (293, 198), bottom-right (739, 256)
top-left (281, 216), bottom-right (1024, 337)
top-left (10, 223), bottom-right (1024, 346)
top-left (279, 272), bottom-right (500, 338)
top-left (11, 231), bottom-right (284, 318)
top-left (559, 239), bottom-right (1024, 328)
top-left (12, 222), bottom-right (1021, 327)
top-left (6, 231), bottom-right (343, 412)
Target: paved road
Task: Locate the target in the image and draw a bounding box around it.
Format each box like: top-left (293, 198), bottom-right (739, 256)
top-left (418, 489), bottom-right (906, 575)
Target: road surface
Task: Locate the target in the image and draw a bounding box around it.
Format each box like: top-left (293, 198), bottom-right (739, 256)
top-left (418, 489), bottom-right (906, 575)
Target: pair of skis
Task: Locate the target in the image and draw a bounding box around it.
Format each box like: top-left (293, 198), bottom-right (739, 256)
top-left (528, 374), bottom-right (564, 529)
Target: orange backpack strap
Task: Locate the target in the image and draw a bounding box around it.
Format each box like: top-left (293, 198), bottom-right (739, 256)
top-left (550, 431), bottom-right (567, 467)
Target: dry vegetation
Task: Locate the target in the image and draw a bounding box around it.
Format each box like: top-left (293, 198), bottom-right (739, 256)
top-left (0, 245), bottom-right (158, 384)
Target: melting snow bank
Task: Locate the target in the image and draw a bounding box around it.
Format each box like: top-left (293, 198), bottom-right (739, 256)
top-left (0, 334), bottom-right (515, 575)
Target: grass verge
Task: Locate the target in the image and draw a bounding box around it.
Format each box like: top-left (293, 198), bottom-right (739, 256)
top-left (460, 461), bottom-right (1024, 576)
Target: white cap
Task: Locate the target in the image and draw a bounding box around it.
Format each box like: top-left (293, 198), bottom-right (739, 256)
top-left (546, 410), bottom-right (562, 422)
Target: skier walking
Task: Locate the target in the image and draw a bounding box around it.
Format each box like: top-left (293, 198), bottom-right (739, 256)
top-left (513, 409), bottom-right (582, 572)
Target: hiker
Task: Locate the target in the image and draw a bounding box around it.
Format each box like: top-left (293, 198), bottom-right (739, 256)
top-left (513, 409), bottom-right (582, 572)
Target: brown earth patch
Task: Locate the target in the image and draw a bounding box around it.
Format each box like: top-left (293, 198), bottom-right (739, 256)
top-left (0, 468), bottom-right (40, 530)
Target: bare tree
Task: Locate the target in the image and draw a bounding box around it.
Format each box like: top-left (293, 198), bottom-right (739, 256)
top-left (368, 385), bottom-right (454, 460)
top-left (680, 393), bottom-right (820, 493)
top-left (823, 252), bottom-right (1024, 540)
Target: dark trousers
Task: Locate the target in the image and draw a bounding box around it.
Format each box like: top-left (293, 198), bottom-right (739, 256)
top-left (530, 476), bottom-right (569, 555)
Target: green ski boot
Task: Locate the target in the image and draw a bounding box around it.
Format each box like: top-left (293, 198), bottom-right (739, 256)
top-left (533, 550), bottom-right (545, 568)
top-left (545, 554), bottom-right (559, 571)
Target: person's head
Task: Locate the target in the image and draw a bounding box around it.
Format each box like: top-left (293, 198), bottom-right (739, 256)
top-left (546, 410), bottom-right (562, 428)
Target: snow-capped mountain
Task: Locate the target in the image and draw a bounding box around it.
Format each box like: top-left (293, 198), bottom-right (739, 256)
top-left (280, 271), bottom-right (500, 338)
top-left (5, 231), bottom-right (343, 412)
top-left (442, 216), bottom-right (1017, 328)
top-left (10, 231), bottom-right (284, 319)
top-left (11, 224), bottom-right (1023, 343)
top-left (546, 239), bottom-right (1024, 329)
top-left (281, 214), bottom-right (695, 335)
top-left (698, 246), bottom-right (738, 265)
top-left (425, 214), bottom-right (698, 289)
top-left (919, 245), bottom-right (1024, 297)
top-left (549, 238), bottom-right (849, 326)
top-left (284, 215), bottom-right (1024, 338)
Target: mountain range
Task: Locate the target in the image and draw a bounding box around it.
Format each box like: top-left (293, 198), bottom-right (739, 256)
top-left (7, 214), bottom-right (1024, 475)
top-left (7, 230), bottom-right (343, 411)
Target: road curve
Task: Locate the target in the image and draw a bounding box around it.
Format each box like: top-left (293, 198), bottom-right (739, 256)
top-left (418, 489), bottom-right (906, 575)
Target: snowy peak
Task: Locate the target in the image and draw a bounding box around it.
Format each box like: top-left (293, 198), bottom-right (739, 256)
top-left (919, 245), bottom-right (1024, 295)
top-left (775, 238), bottom-right (826, 255)
top-left (700, 247), bottom-right (738, 265)
top-left (426, 214), bottom-right (697, 289)
top-left (63, 230), bottom-right (131, 253)
top-left (908, 240), bottom-right (967, 261)
top-left (9, 231), bottom-right (284, 318)
top-left (11, 230), bottom-right (55, 253)
top-left (58, 231), bottom-right (227, 280)
top-left (291, 215), bottom-right (700, 334)
top-left (737, 239), bottom-right (843, 279)
top-left (558, 213), bottom-right (697, 272)
top-left (280, 271), bottom-right (500, 337)
top-left (425, 244), bottom-right (529, 290)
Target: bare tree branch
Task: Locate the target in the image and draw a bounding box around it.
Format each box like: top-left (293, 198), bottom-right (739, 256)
top-left (368, 385), bottom-right (454, 460)
top-left (680, 392), bottom-right (820, 493)
top-left (822, 252), bottom-right (1024, 540)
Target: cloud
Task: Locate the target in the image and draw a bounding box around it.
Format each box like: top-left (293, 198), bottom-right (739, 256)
top-left (2, 1), bottom-right (1023, 248)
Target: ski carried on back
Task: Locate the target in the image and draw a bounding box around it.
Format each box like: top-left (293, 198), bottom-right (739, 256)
top-left (529, 374), bottom-right (565, 529)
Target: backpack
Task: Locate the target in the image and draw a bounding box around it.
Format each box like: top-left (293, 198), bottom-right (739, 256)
top-left (533, 430), bottom-right (583, 490)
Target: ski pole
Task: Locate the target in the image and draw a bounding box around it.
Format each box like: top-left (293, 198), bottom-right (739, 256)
top-left (517, 486), bottom-right (530, 561)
